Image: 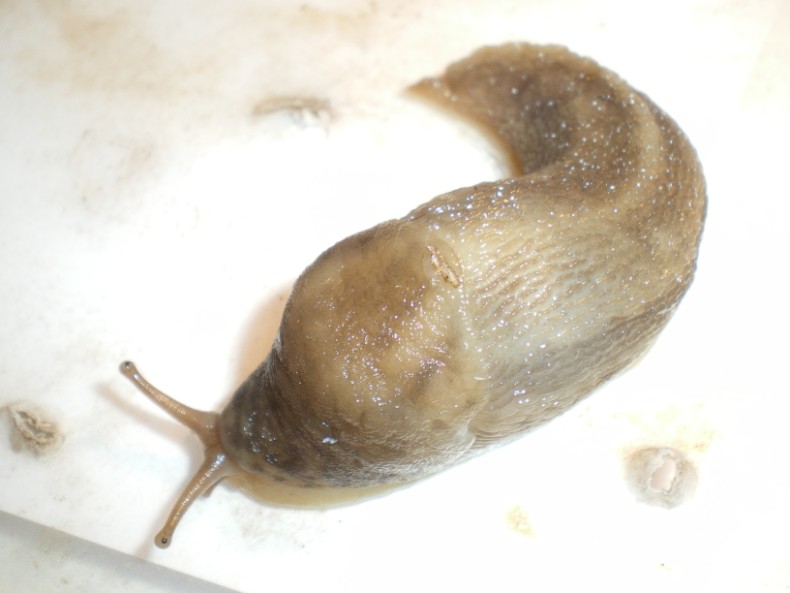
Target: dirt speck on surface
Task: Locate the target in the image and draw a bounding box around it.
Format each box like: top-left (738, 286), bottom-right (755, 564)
top-left (624, 446), bottom-right (697, 508)
top-left (505, 505), bottom-right (534, 536)
top-left (251, 95), bottom-right (333, 126)
top-left (4, 401), bottom-right (64, 456)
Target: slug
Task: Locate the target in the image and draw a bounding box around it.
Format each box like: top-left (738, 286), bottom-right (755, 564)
top-left (120, 43), bottom-right (706, 548)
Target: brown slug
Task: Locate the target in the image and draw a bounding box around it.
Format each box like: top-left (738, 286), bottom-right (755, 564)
top-left (120, 43), bottom-right (706, 548)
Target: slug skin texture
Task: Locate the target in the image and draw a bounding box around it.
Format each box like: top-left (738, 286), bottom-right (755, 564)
top-left (123, 43), bottom-right (706, 546)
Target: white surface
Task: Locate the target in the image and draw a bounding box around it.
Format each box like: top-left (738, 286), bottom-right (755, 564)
top-left (1, 0), bottom-right (789, 591)
top-left (0, 511), bottom-right (234, 593)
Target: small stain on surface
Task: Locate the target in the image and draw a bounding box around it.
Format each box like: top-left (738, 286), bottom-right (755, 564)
top-left (4, 401), bottom-right (64, 456)
top-left (251, 96), bottom-right (333, 126)
top-left (506, 505), bottom-right (534, 536)
top-left (624, 446), bottom-right (697, 508)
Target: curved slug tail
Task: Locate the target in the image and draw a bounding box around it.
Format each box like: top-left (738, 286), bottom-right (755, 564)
top-left (410, 43), bottom-right (600, 176)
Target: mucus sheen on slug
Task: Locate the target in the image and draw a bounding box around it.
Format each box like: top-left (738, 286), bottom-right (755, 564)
top-left (121, 43), bottom-right (706, 547)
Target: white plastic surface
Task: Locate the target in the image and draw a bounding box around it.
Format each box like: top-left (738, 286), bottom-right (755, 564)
top-left (1, 0), bottom-right (788, 591)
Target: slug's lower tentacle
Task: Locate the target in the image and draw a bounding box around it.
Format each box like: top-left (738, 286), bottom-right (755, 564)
top-left (154, 443), bottom-right (236, 548)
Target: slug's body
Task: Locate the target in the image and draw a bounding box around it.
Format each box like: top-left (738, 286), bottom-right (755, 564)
top-left (121, 43), bottom-right (706, 547)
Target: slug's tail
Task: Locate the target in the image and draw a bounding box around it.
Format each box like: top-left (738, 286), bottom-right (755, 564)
top-left (120, 361), bottom-right (237, 548)
top-left (408, 43), bottom-right (706, 443)
top-left (410, 43), bottom-right (602, 177)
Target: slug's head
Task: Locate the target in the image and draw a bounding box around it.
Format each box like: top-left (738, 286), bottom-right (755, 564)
top-left (119, 361), bottom-right (240, 548)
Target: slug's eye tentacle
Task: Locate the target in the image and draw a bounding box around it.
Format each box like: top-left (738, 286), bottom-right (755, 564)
top-left (119, 361), bottom-right (238, 548)
top-left (153, 443), bottom-right (236, 548)
top-left (119, 361), bottom-right (218, 446)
